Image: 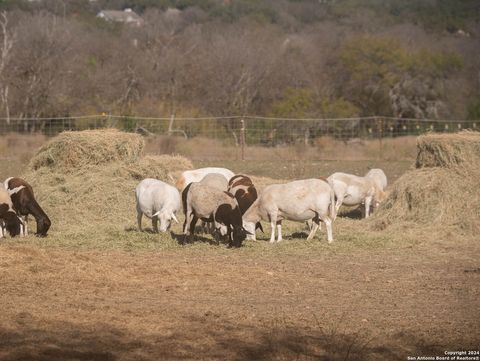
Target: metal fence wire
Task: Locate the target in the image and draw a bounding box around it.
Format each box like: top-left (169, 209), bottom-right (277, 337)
top-left (0, 115), bottom-right (478, 145)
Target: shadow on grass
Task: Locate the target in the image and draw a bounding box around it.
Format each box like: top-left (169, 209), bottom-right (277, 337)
top-left (338, 207), bottom-right (364, 220)
top-left (169, 231), bottom-right (220, 246)
top-left (124, 226), bottom-right (159, 234)
top-left (0, 316), bottom-right (450, 361)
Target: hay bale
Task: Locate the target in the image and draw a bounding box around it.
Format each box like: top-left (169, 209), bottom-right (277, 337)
top-left (29, 129), bottom-right (145, 172)
top-left (22, 130), bottom-right (194, 233)
top-left (372, 168), bottom-right (479, 233)
top-left (416, 131), bottom-right (480, 168)
top-left (23, 156), bottom-right (193, 229)
top-left (372, 131), bottom-right (480, 236)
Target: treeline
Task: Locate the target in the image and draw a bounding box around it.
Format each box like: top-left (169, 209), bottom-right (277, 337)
top-left (0, 0), bottom-right (478, 123)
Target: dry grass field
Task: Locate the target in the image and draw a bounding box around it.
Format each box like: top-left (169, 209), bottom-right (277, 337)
top-left (0, 131), bottom-right (478, 361)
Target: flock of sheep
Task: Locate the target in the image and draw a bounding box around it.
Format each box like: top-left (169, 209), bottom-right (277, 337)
top-left (0, 167), bottom-right (387, 246)
top-left (136, 167), bottom-right (388, 248)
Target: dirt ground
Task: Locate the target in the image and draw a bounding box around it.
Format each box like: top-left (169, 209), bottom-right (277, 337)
top-left (0, 140), bottom-right (479, 360)
top-left (0, 232), bottom-right (479, 361)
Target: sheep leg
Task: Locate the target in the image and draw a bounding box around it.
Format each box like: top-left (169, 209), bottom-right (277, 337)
top-left (152, 216), bottom-right (159, 233)
top-left (205, 221), bottom-right (214, 235)
top-left (324, 218), bottom-right (333, 243)
top-left (137, 211), bottom-right (143, 232)
top-left (183, 205), bottom-right (193, 235)
top-left (0, 221), bottom-right (4, 238)
top-left (183, 209), bottom-right (192, 243)
top-left (364, 196), bottom-right (372, 218)
top-left (276, 220), bottom-right (283, 242)
top-left (305, 219), bottom-right (312, 231)
top-left (269, 213), bottom-right (277, 243)
top-left (17, 219), bottom-right (23, 237)
top-left (18, 215), bottom-right (27, 237)
top-left (313, 217), bottom-right (322, 231)
top-left (199, 220), bottom-right (205, 233)
top-left (335, 194), bottom-right (344, 214)
top-left (306, 220), bottom-right (319, 241)
top-left (182, 210), bottom-right (196, 243)
top-left (189, 215), bottom-right (198, 241)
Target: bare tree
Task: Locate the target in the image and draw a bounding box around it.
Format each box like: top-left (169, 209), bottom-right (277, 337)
top-left (8, 12), bottom-right (75, 131)
top-left (0, 11), bottom-right (15, 124)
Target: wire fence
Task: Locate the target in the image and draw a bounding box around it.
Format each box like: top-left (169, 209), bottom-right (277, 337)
top-left (0, 115), bottom-right (478, 146)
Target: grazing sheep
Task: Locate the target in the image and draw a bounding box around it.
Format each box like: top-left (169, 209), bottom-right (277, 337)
top-left (365, 168), bottom-right (388, 192)
top-left (227, 175), bottom-right (258, 215)
top-left (182, 182), bottom-right (249, 247)
top-left (135, 178), bottom-right (181, 233)
top-left (327, 172), bottom-right (386, 218)
top-left (175, 167), bottom-right (234, 191)
top-left (4, 177), bottom-right (51, 237)
top-left (197, 173), bottom-right (229, 233)
top-left (0, 185), bottom-right (23, 238)
top-left (243, 179), bottom-right (336, 243)
top-left (199, 173), bottom-right (229, 191)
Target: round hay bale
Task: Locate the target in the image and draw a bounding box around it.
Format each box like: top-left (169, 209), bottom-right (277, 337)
top-left (416, 131), bottom-right (480, 168)
top-left (29, 129), bottom-right (145, 172)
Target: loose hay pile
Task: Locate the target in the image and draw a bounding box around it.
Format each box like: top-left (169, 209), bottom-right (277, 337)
top-left (23, 130), bottom-right (193, 234)
top-left (30, 129), bottom-right (145, 171)
top-left (372, 131), bottom-right (480, 236)
top-left (415, 131), bottom-right (480, 168)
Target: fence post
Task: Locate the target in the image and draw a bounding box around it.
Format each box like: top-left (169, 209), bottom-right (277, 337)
top-left (378, 116), bottom-right (384, 159)
top-left (240, 118), bottom-right (245, 161)
top-left (168, 113), bottom-right (175, 136)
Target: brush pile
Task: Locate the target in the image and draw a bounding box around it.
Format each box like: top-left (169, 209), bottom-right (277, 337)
top-left (372, 131), bottom-right (480, 236)
top-left (23, 129), bottom-right (192, 232)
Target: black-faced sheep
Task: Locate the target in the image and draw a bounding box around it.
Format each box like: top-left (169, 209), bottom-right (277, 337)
top-left (182, 182), bottom-right (249, 247)
top-left (4, 177), bottom-right (51, 237)
top-left (0, 185), bottom-right (23, 238)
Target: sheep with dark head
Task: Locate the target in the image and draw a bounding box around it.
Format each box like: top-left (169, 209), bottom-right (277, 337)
top-left (0, 185), bottom-right (23, 238)
top-left (182, 182), bottom-right (250, 247)
top-left (227, 175), bottom-right (258, 215)
top-left (4, 177), bottom-right (51, 237)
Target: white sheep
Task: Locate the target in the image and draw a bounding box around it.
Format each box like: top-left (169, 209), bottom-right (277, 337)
top-left (243, 178), bottom-right (336, 243)
top-left (198, 173), bottom-right (229, 191)
top-left (135, 178), bottom-right (181, 233)
top-left (175, 167), bottom-right (234, 190)
top-left (365, 168), bottom-right (388, 192)
top-left (327, 172), bottom-right (386, 218)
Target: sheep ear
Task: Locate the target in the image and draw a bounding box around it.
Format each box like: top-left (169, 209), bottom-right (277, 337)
top-left (171, 213), bottom-right (179, 224)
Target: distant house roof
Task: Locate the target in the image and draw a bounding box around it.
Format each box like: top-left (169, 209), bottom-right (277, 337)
top-left (97, 8), bottom-right (144, 26)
